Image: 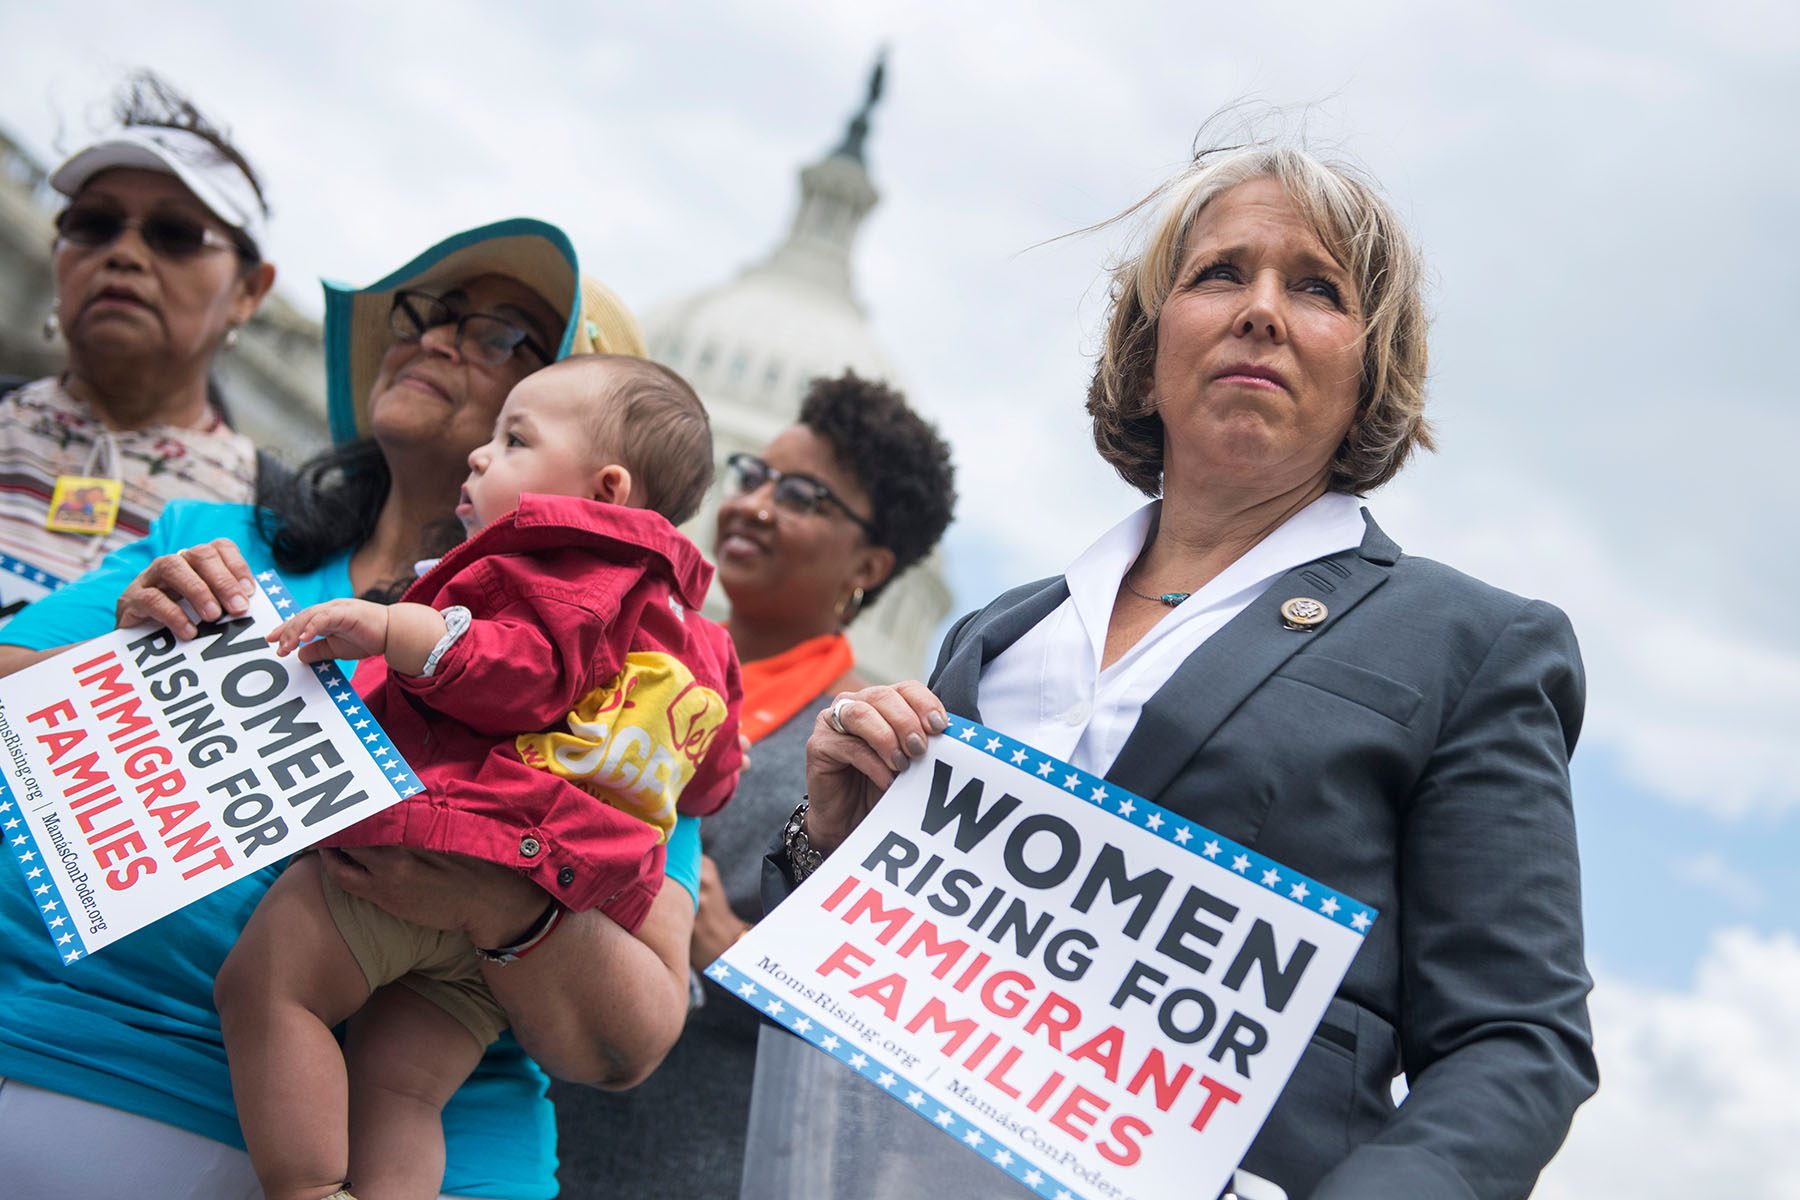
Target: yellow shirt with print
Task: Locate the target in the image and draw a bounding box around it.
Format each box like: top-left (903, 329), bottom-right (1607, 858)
top-left (516, 651), bottom-right (730, 839)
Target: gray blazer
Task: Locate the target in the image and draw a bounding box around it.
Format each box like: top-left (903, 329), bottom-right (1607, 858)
top-left (768, 513), bottom-right (1596, 1199)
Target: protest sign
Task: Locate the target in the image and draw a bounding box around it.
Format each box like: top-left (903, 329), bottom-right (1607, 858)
top-left (0, 570), bottom-right (419, 964)
top-left (712, 717), bottom-right (1376, 1200)
top-left (0, 551), bottom-right (66, 630)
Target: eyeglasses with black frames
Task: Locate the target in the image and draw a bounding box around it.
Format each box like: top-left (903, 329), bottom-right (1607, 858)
top-left (725, 452), bottom-right (878, 539)
top-left (54, 206), bottom-right (238, 259)
top-left (388, 289), bottom-right (553, 369)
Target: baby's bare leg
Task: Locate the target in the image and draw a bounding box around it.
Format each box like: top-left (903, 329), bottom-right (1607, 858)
top-left (215, 854), bottom-right (372, 1200)
top-left (343, 984), bottom-right (486, 1199)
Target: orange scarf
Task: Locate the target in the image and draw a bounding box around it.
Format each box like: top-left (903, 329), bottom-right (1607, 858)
top-left (739, 632), bottom-right (855, 745)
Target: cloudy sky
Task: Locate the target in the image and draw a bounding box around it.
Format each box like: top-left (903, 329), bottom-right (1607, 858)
top-left (4, 1), bottom-right (1796, 1193)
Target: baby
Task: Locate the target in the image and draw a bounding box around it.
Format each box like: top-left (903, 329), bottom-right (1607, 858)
top-left (214, 354), bottom-right (742, 1200)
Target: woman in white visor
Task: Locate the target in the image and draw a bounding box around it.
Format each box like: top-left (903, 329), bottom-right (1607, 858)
top-left (0, 72), bottom-right (276, 624)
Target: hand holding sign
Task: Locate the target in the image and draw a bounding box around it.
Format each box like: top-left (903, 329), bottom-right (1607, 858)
top-left (718, 719), bottom-right (1375, 1200)
top-left (806, 681), bottom-right (948, 853)
top-left (112, 537), bottom-right (256, 638)
top-left (0, 571), bottom-right (420, 963)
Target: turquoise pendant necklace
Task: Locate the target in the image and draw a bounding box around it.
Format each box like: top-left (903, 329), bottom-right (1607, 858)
top-left (1122, 575), bottom-right (1191, 607)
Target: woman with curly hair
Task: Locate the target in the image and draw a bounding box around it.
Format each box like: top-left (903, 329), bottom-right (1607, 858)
top-left (553, 370), bottom-right (957, 1199)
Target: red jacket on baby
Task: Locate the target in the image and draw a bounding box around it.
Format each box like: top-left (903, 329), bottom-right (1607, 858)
top-left (322, 493), bottom-right (742, 933)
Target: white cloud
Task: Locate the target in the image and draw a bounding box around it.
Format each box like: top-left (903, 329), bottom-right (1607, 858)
top-left (1672, 852), bottom-right (1765, 913)
top-left (1667, 0), bottom-right (1800, 60)
top-left (1537, 929), bottom-right (1800, 1200)
top-left (1376, 469), bottom-right (1800, 819)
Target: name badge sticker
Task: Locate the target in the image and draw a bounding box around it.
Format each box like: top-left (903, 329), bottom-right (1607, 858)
top-left (46, 475), bottom-right (124, 536)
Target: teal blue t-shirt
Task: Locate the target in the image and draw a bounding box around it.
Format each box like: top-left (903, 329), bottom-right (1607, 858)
top-left (0, 500), bottom-right (702, 1198)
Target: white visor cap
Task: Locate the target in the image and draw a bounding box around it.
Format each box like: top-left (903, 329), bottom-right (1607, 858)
top-left (50, 125), bottom-right (268, 253)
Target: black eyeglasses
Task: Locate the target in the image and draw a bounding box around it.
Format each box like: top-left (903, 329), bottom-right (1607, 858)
top-left (54, 206), bottom-right (238, 259)
top-left (726, 452), bottom-right (878, 538)
top-left (388, 289), bottom-right (553, 369)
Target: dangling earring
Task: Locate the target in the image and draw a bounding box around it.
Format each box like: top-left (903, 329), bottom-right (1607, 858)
top-left (223, 326), bottom-right (240, 350)
top-left (41, 308), bottom-right (60, 343)
top-left (836, 586), bottom-right (865, 625)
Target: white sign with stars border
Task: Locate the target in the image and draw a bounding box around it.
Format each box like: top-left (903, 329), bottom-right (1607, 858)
top-left (0, 572), bottom-right (417, 964)
top-left (712, 717), bottom-right (1377, 1200)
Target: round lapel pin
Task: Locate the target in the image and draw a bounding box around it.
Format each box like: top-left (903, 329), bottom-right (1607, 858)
top-left (1280, 596), bottom-right (1328, 631)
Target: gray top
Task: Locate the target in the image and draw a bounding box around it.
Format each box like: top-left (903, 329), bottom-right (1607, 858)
top-left (550, 689), bottom-right (834, 1200)
top-left (703, 685), bottom-right (827, 918)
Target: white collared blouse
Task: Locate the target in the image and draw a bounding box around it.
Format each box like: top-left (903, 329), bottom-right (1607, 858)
top-left (977, 490), bottom-right (1369, 776)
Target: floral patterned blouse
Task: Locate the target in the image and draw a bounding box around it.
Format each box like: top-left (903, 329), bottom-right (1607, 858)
top-left (0, 376), bottom-right (257, 622)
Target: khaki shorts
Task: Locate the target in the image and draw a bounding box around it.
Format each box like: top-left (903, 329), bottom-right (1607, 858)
top-left (319, 869), bottom-right (508, 1048)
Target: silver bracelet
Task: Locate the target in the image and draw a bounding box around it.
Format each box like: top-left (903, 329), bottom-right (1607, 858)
top-left (420, 605), bottom-right (472, 676)
top-left (783, 800), bottom-right (824, 884)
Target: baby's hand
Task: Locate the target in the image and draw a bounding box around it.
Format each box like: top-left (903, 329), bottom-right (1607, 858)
top-left (266, 598), bottom-right (390, 664)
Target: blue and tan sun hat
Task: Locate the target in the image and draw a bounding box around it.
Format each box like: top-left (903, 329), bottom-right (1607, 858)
top-left (321, 217), bottom-right (645, 444)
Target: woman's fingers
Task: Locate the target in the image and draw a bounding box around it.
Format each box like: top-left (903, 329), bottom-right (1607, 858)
top-left (157, 544), bottom-right (245, 622)
top-left (215, 538), bottom-right (257, 594)
top-left (835, 682), bottom-right (946, 770)
top-left (806, 701), bottom-right (893, 833)
top-left (114, 540), bottom-right (257, 638)
top-left (804, 681), bottom-right (949, 854)
top-left (816, 723), bottom-right (900, 791)
top-left (116, 566), bottom-right (209, 636)
top-left (827, 692), bottom-right (903, 773)
top-left (893, 679), bottom-right (949, 746)
top-left (187, 539), bottom-right (255, 617)
top-left (116, 580), bottom-right (199, 637)
top-left (137, 554), bottom-right (211, 630)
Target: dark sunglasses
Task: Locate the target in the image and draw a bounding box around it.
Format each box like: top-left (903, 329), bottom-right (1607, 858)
top-left (726, 452), bottom-right (878, 538)
top-left (388, 290), bottom-right (553, 369)
top-left (54, 206), bottom-right (238, 259)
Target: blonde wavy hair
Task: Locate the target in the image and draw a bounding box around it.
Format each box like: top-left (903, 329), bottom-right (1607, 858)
top-left (1087, 143), bottom-right (1433, 496)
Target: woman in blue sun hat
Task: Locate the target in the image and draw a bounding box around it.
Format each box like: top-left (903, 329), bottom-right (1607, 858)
top-left (0, 218), bottom-right (697, 1199)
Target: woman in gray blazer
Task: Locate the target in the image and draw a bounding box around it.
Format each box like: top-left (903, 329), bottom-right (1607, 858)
top-left (772, 142), bottom-right (1596, 1200)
